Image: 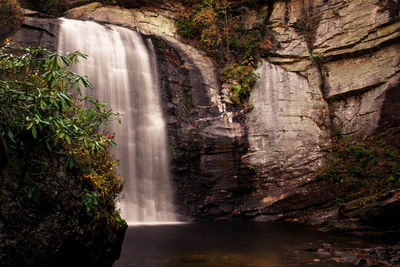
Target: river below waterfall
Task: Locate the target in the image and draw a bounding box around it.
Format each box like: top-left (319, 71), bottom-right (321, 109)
top-left (113, 222), bottom-right (387, 266)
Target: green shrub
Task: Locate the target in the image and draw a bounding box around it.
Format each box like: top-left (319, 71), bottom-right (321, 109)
top-left (0, 44), bottom-right (119, 153)
top-left (0, 0), bottom-right (24, 42)
top-left (177, 13), bottom-right (198, 39)
top-left (221, 63), bottom-right (259, 104)
top-left (318, 126), bottom-right (400, 201)
top-left (0, 43), bottom-right (125, 228)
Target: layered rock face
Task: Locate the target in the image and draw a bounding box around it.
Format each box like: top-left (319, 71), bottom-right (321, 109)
top-left (268, 0), bottom-right (400, 139)
top-left (12, 16), bottom-right (58, 50)
top-left (11, 0), bottom-right (400, 222)
top-left (244, 0), bottom-right (399, 219)
top-left (241, 60), bottom-right (330, 218)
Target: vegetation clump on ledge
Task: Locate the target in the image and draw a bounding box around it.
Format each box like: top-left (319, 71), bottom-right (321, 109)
top-left (177, 0), bottom-right (273, 105)
top-left (0, 43), bottom-right (126, 266)
top-left (318, 126), bottom-right (400, 206)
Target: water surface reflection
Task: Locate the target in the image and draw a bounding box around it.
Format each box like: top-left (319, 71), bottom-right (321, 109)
top-left (114, 222), bottom-right (375, 266)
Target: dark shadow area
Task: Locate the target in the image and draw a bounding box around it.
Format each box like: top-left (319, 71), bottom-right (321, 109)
top-left (151, 36), bottom-right (254, 220)
top-left (378, 75), bottom-right (400, 131)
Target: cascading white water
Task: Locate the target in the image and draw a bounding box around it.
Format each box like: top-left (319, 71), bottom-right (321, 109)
top-left (58, 18), bottom-right (177, 224)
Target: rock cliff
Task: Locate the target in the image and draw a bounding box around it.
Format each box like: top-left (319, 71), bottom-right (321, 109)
top-left (244, 0), bottom-right (400, 221)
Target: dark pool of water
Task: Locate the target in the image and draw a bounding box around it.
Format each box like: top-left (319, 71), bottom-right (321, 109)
top-left (113, 221), bottom-right (377, 267)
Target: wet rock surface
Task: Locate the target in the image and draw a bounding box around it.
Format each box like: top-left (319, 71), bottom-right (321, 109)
top-left (240, 60), bottom-right (331, 218)
top-left (12, 16), bottom-right (59, 50)
top-left (153, 36), bottom-right (251, 219)
top-left (304, 244), bottom-right (400, 266)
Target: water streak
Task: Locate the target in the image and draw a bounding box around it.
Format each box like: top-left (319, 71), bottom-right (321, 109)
top-left (58, 18), bottom-right (176, 223)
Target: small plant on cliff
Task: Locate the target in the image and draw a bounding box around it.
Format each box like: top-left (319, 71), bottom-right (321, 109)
top-left (221, 63), bottom-right (259, 104)
top-left (332, 9), bottom-right (340, 16)
top-left (0, 43), bottom-right (125, 228)
top-left (181, 81), bottom-right (193, 108)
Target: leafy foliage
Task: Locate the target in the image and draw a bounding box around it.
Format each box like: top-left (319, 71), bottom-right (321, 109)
top-left (221, 63), bottom-right (259, 104)
top-left (0, 0), bottom-right (24, 42)
top-left (318, 127), bottom-right (400, 198)
top-left (177, 0), bottom-right (272, 105)
top-left (74, 145), bottom-right (124, 225)
top-left (0, 43), bottom-right (125, 228)
top-left (0, 44), bottom-right (118, 154)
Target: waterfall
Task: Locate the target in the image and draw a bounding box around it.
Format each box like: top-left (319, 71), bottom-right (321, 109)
top-left (58, 18), bottom-right (177, 224)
